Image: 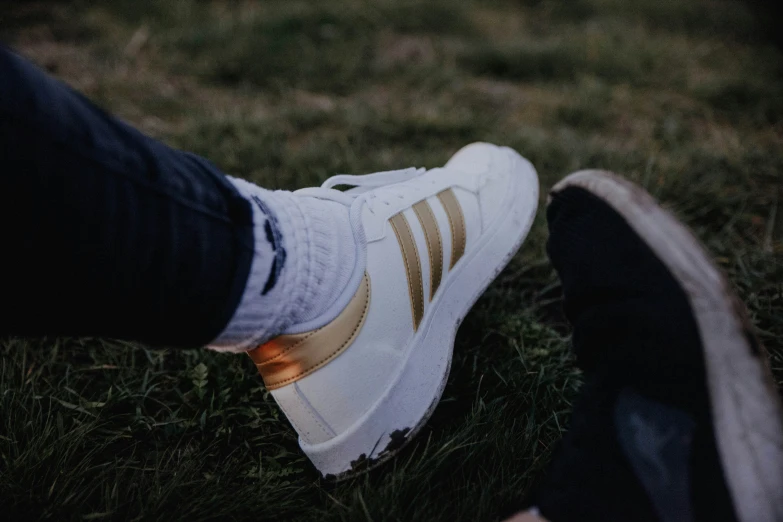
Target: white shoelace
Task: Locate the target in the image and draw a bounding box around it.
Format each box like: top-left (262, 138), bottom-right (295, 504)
top-left (294, 167), bottom-right (438, 214)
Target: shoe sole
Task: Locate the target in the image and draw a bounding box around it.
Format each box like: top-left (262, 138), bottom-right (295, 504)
top-left (552, 170), bottom-right (783, 522)
top-left (303, 147), bottom-right (540, 480)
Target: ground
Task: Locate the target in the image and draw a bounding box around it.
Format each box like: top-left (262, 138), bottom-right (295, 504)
top-left (1, 0), bottom-right (781, 520)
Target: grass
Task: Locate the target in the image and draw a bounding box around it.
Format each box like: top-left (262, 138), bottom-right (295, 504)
top-left (1, 0), bottom-right (782, 519)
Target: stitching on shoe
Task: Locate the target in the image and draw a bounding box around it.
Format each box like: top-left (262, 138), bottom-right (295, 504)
top-left (410, 222), bottom-right (424, 319)
top-left (457, 206), bottom-right (466, 259)
top-left (293, 385), bottom-right (332, 439)
top-left (255, 330), bottom-right (319, 365)
top-left (421, 215), bottom-right (435, 299)
top-left (414, 201), bottom-right (442, 301)
top-left (275, 394), bottom-right (306, 435)
top-left (390, 214), bottom-right (422, 327)
top-left (265, 275), bottom-right (371, 388)
top-left (443, 201), bottom-right (456, 268)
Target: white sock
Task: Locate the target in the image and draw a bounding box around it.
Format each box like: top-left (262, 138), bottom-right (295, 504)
top-left (207, 177), bottom-right (359, 353)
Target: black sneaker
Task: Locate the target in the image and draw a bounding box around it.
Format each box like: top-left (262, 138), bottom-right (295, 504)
top-left (533, 170), bottom-right (783, 522)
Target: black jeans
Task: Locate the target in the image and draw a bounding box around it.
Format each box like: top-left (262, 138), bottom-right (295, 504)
top-left (0, 47), bottom-right (254, 347)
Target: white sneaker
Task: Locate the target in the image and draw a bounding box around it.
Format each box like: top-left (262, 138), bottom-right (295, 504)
top-left (247, 143), bottom-right (539, 478)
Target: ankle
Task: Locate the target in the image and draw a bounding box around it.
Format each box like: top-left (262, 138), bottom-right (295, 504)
top-left (274, 191), bottom-right (360, 326)
top-left (207, 178), bottom-right (362, 353)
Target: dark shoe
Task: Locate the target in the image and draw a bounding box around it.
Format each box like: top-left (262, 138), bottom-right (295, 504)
top-left (534, 170), bottom-right (783, 522)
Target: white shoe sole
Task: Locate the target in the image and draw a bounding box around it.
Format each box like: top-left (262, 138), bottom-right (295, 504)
top-left (553, 170), bottom-right (783, 522)
top-left (302, 148), bottom-right (540, 479)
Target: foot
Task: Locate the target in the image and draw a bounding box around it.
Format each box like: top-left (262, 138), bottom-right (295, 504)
top-left (248, 143), bottom-right (539, 478)
top-left (533, 171), bottom-right (783, 522)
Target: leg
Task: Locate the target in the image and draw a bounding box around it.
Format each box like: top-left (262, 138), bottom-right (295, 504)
top-left (0, 48), bottom-right (543, 478)
top-left (0, 46), bottom-right (254, 346)
top-left (0, 47), bottom-right (358, 350)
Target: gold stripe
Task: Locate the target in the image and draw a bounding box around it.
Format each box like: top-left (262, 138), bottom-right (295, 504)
top-left (248, 273), bottom-right (371, 390)
top-left (437, 189), bottom-right (466, 269)
top-left (413, 200), bottom-right (443, 301)
top-left (390, 213), bottom-right (424, 330)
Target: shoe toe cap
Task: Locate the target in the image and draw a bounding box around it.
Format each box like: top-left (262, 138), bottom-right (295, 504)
top-left (446, 142), bottom-right (536, 228)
